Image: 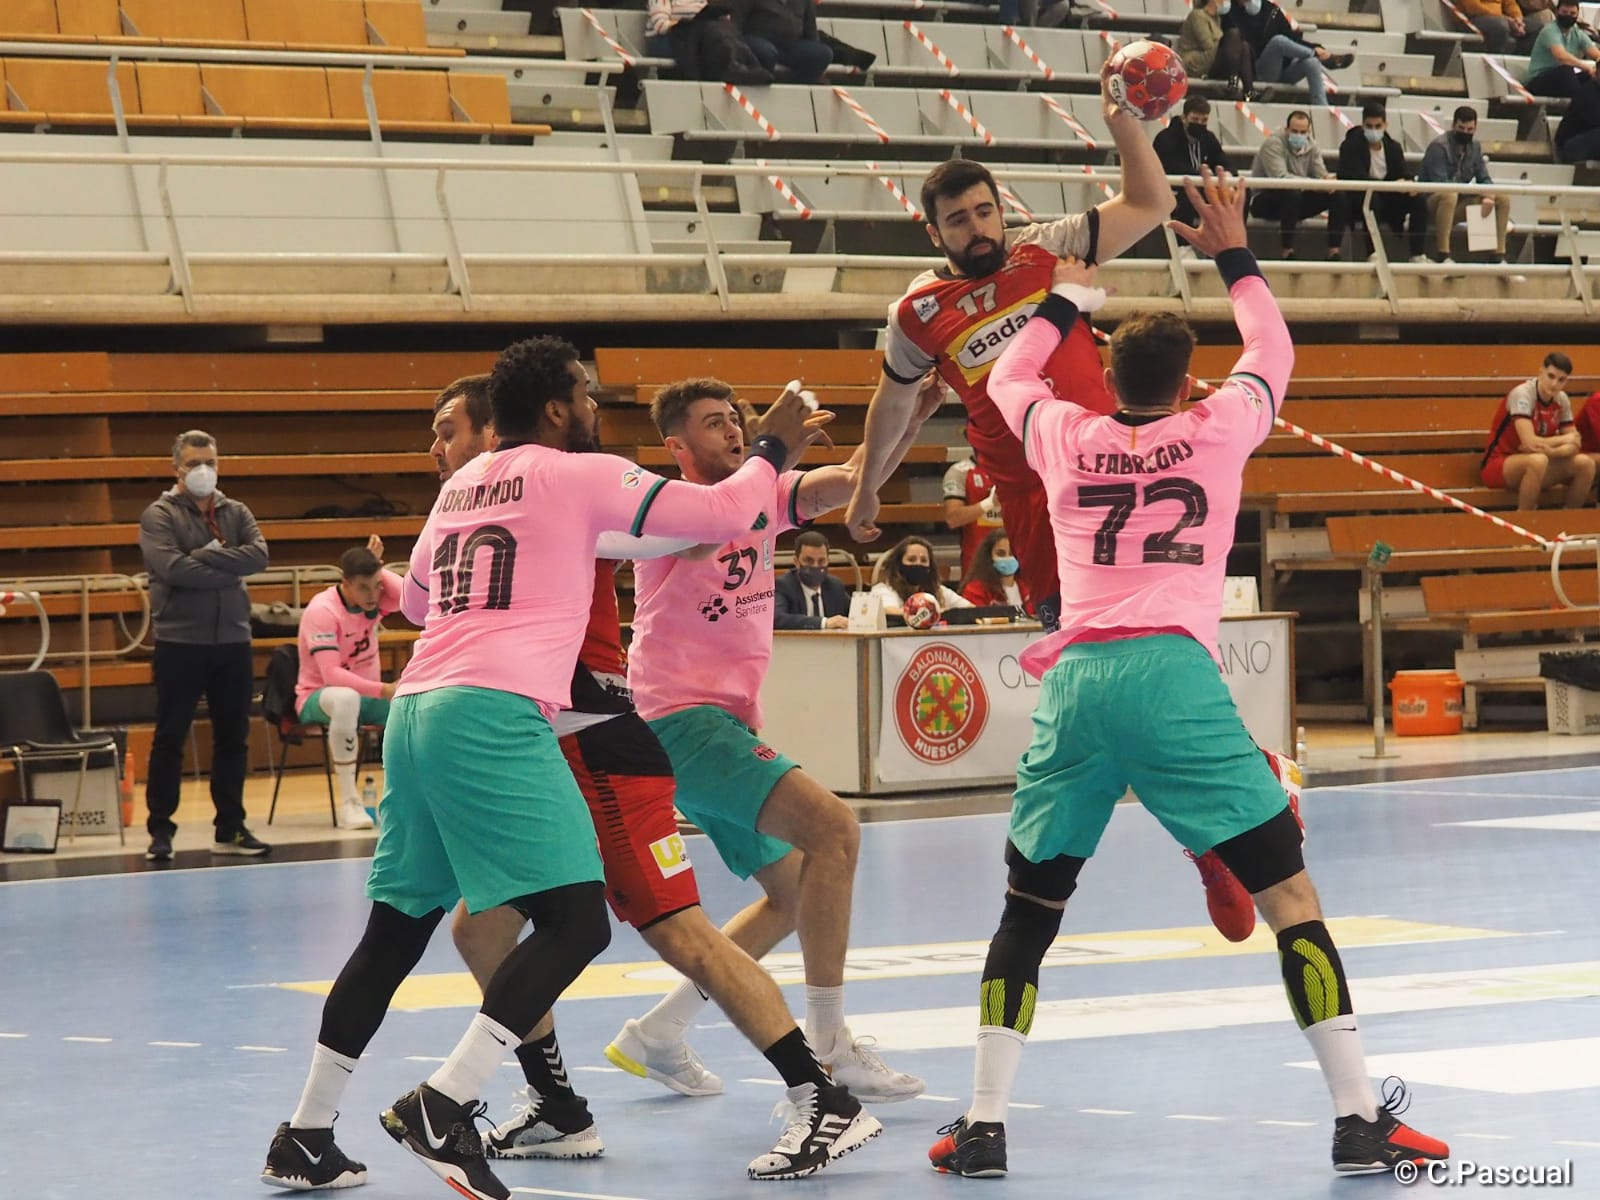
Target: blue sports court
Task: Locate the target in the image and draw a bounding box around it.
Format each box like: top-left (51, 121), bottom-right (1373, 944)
top-left (4, 762), bottom-right (1597, 1200)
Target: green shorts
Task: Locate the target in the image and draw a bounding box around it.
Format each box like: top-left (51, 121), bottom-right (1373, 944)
top-left (1010, 635), bottom-right (1288, 863)
top-left (366, 687), bottom-right (603, 918)
top-left (647, 705), bottom-right (795, 880)
top-left (299, 688), bottom-right (391, 728)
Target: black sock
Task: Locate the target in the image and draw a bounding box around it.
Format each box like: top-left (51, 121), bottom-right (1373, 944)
top-left (762, 1027), bottom-right (831, 1090)
top-left (515, 1031), bottom-right (581, 1103)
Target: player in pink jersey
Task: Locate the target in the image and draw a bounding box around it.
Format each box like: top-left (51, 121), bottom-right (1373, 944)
top-left (294, 535), bottom-right (403, 829)
top-left (261, 339), bottom-right (851, 1200)
top-left (928, 170), bottom-right (1448, 1181)
top-left (614, 376), bottom-right (941, 1107)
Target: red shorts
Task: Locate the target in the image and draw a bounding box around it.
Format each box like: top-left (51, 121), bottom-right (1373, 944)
top-left (1480, 455), bottom-right (1508, 490)
top-left (560, 712), bottom-right (700, 929)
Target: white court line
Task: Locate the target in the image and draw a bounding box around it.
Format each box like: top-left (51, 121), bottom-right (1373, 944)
top-left (237, 1045), bottom-right (287, 1053)
top-left (739, 1077), bottom-right (784, 1087)
top-left (1259, 1120), bottom-right (1317, 1128)
top-left (1009, 1103), bottom-right (1043, 1110)
top-left (149, 1041), bottom-right (201, 1048)
top-left (913, 1094), bottom-right (960, 1103)
top-left (1166, 1114), bottom-right (1225, 1122)
top-left (1078, 1108), bottom-right (1133, 1116)
top-left (1457, 1133), bottom-right (1513, 1141)
top-left (0, 1033), bottom-right (28, 1039)
top-left (572, 1065), bottom-right (622, 1074)
top-left (1363, 790), bottom-right (1600, 802)
top-left (1555, 1140), bottom-right (1600, 1149)
top-left (63, 1036), bottom-right (112, 1043)
top-left (0, 855), bottom-right (372, 888)
top-left (1328, 763), bottom-right (1600, 792)
top-left (511, 1187), bottom-right (655, 1200)
top-left (406, 1056), bottom-right (447, 1063)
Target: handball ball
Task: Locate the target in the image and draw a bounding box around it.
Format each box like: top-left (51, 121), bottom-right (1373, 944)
top-left (1105, 40), bottom-right (1188, 122)
top-left (903, 592), bottom-right (942, 630)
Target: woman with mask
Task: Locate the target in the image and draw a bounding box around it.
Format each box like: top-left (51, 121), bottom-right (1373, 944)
top-left (1226, 0), bottom-right (1351, 106)
top-left (1179, 0), bottom-right (1254, 98)
top-left (959, 529), bottom-right (1031, 613)
top-left (870, 535), bottom-right (972, 616)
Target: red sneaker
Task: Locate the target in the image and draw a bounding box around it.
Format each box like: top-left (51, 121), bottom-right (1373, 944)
top-left (1185, 848), bottom-right (1256, 942)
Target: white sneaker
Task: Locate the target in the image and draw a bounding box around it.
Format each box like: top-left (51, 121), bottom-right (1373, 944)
top-left (1409, 254), bottom-right (1431, 263)
top-left (819, 1026), bottom-right (925, 1103)
top-left (337, 800), bottom-right (374, 831)
top-left (484, 1088), bottom-right (604, 1159)
top-left (746, 1082), bottom-right (882, 1180)
top-left (604, 1018), bottom-right (723, 1096)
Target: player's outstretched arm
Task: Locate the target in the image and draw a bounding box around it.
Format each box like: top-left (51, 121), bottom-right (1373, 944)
top-left (1095, 61), bottom-right (1178, 263)
top-left (844, 370), bottom-right (924, 541)
top-left (801, 372), bottom-right (945, 521)
top-left (989, 256), bottom-right (1107, 447)
top-left (1170, 167), bottom-right (1293, 410)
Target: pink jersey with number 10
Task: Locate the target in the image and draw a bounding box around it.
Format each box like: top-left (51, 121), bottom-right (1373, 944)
top-left (988, 264), bottom-right (1292, 680)
top-left (396, 444), bottom-right (783, 715)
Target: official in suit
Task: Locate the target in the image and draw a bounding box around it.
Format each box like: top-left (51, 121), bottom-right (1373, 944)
top-left (775, 530), bottom-right (852, 630)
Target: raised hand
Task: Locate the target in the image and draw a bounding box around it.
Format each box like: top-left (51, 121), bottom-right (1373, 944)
top-left (1167, 166), bottom-right (1249, 258)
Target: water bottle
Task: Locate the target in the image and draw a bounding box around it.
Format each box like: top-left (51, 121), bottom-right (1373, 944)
top-left (1295, 725), bottom-right (1309, 772)
top-left (362, 775), bottom-right (378, 823)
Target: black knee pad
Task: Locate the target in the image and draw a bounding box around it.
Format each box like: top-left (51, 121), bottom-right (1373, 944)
top-left (510, 880), bottom-right (612, 960)
top-left (1005, 839), bottom-right (1084, 903)
top-left (1210, 807), bottom-right (1304, 895)
top-left (980, 892), bottom-right (1063, 1035)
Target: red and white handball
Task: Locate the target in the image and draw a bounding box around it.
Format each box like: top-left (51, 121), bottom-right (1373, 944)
top-left (1104, 40), bottom-right (1188, 121)
top-left (902, 592), bottom-right (942, 630)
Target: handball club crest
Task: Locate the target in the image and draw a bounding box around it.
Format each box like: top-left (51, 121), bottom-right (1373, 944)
top-left (893, 643), bottom-right (990, 765)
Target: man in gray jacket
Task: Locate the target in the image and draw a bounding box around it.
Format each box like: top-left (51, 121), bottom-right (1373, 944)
top-left (139, 430), bottom-right (271, 862)
top-left (1248, 110), bottom-right (1333, 257)
top-left (1418, 105), bottom-right (1510, 263)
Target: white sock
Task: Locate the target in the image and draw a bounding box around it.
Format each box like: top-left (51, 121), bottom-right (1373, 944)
top-left (426, 1013), bottom-right (519, 1106)
top-left (290, 1044), bottom-right (360, 1130)
top-left (968, 1027), bottom-right (1026, 1124)
top-left (805, 985), bottom-right (846, 1056)
top-left (1302, 1014), bottom-right (1379, 1121)
top-left (636, 978), bottom-right (711, 1043)
top-left (332, 759), bottom-right (359, 807)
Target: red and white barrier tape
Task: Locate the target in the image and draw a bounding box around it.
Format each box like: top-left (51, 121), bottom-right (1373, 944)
top-left (1000, 25), bottom-right (1055, 80)
top-left (1417, 108), bottom-right (1446, 135)
top-left (1436, 0), bottom-right (1483, 35)
top-left (831, 85), bottom-right (891, 143)
top-left (866, 161), bottom-right (924, 219)
top-left (996, 183), bottom-right (1036, 222)
top-left (1327, 105), bottom-right (1354, 130)
top-left (579, 8), bottom-right (635, 67)
top-left (1097, 28), bottom-right (1123, 56)
top-left (757, 160), bottom-right (811, 218)
top-left (1081, 163), bottom-right (1116, 199)
top-left (1483, 54), bottom-right (1536, 101)
top-left (1234, 99), bottom-right (1273, 136)
top-left (1040, 93), bottom-right (1098, 149)
top-left (723, 82), bottom-right (780, 139)
top-left (904, 20), bottom-right (959, 76)
top-left (939, 88), bottom-right (994, 145)
top-left (1088, 0), bottom-right (1120, 20)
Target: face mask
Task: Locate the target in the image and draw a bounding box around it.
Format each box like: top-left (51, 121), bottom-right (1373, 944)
top-left (1218, 0), bottom-right (1231, 13)
top-left (1557, 13), bottom-right (1578, 27)
top-left (901, 564), bottom-right (934, 589)
top-left (1286, 132), bottom-right (1310, 152)
top-left (1185, 121), bottom-right (1206, 138)
top-left (796, 566), bottom-right (828, 588)
top-left (1364, 127), bottom-right (1383, 144)
top-left (1451, 129), bottom-right (1473, 145)
top-left (993, 556), bottom-right (1020, 577)
top-left (1244, 0), bottom-right (1261, 14)
top-left (183, 463), bottom-right (217, 499)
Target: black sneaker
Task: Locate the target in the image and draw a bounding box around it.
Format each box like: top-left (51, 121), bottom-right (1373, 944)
top-left (746, 1082), bottom-right (882, 1180)
top-left (1332, 1077), bottom-right (1449, 1174)
top-left (380, 1083), bottom-right (508, 1200)
top-left (929, 1115), bottom-right (1008, 1178)
top-left (213, 828), bottom-right (271, 856)
top-left (145, 835), bottom-right (173, 863)
top-left (1325, 52), bottom-right (1355, 69)
top-left (261, 1119), bottom-right (368, 1191)
top-left (484, 1088), bottom-right (604, 1159)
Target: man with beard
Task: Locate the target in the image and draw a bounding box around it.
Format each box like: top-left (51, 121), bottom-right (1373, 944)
top-left (609, 376), bottom-right (942, 1117)
top-left (260, 341), bottom-right (877, 1197)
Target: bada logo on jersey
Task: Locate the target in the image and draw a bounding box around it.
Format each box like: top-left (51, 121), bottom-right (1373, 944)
top-left (952, 300), bottom-right (1041, 375)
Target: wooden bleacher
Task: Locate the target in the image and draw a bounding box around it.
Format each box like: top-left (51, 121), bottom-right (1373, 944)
top-left (0, 0), bottom-right (435, 53)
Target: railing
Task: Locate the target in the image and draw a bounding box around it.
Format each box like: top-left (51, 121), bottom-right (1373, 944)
top-left (1, 144), bottom-right (1595, 316)
top-left (1550, 536), bottom-right (1600, 614)
top-left (0, 575), bottom-right (150, 725)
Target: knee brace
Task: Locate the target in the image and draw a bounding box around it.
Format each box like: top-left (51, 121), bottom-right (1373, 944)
top-left (979, 892), bottom-right (1064, 1036)
top-left (1005, 839), bottom-right (1084, 903)
top-left (484, 882), bottom-right (611, 1034)
top-left (1211, 807), bottom-right (1305, 895)
top-left (318, 686), bottom-right (361, 763)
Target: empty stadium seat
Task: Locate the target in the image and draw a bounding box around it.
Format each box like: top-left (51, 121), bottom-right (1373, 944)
top-left (326, 67), bottom-right (487, 133)
top-left (55, 0), bottom-right (122, 37)
top-left (2, 57), bottom-right (141, 125)
top-left (0, 1), bottom-right (59, 38)
top-left (243, 0), bottom-right (369, 48)
top-left (199, 64), bottom-right (362, 129)
top-left (364, 0), bottom-right (429, 49)
top-left (121, 0), bottom-right (251, 44)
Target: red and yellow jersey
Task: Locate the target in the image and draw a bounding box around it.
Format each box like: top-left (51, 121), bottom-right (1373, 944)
top-left (1577, 392), bottom-right (1600, 454)
top-left (882, 212), bottom-right (1116, 480)
top-left (580, 560), bottom-right (627, 679)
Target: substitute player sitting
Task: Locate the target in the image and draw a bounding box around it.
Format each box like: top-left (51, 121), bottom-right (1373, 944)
top-left (928, 168), bottom-right (1448, 1181)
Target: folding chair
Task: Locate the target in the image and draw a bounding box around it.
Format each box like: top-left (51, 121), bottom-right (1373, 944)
top-left (260, 644), bottom-right (381, 827)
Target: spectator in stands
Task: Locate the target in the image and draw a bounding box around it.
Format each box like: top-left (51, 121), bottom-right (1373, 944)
top-left (1553, 103), bottom-right (1600, 161)
top-left (960, 528), bottom-right (1031, 613)
top-left (1249, 111), bottom-right (1334, 258)
top-left (1328, 102), bottom-right (1429, 262)
top-left (139, 430), bottom-right (271, 863)
top-left (1480, 351), bottom-right (1596, 509)
top-left (1155, 97), bottom-right (1229, 229)
top-left (775, 529), bottom-right (852, 630)
top-left (1527, 0), bottom-right (1600, 141)
top-left (1516, 0), bottom-right (1557, 50)
top-left (1418, 106), bottom-right (1511, 263)
top-left (1460, 0), bottom-right (1527, 53)
top-left (646, 0), bottom-right (773, 85)
top-left (943, 451), bottom-right (1003, 577)
top-left (739, 0), bottom-right (832, 82)
top-left (870, 535), bottom-right (972, 616)
top-left (1577, 390), bottom-right (1600, 452)
top-left (1180, 0), bottom-right (1255, 99)
top-left (295, 537), bottom-right (403, 830)
top-left (1227, 0), bottom-right (1351, 106)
